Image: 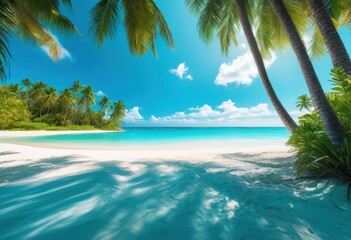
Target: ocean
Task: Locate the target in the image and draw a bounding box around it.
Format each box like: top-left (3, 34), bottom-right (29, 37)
top-left (15, 127), bottom-right (290, 147)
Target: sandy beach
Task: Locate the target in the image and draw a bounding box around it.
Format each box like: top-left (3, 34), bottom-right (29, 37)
top-left (0, 130), bottom-right (291, 163)
top-left (1, 131), bottom-right (351, 239)
top-left (0, 130), bottom-right (117, 138)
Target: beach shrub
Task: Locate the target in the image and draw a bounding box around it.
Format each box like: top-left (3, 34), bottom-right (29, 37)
top-left (46, 125), bottom-right (97, 131)
top-left (9, 122), bottom-right (50, 130)
top-left (288, 67), bottom-right (351, 198)
top-left (0, 87), bottom-right (31, 129)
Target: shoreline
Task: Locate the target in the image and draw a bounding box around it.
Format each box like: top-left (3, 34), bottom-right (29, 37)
top-left (0, 130), bottom-right (121, 138)
top-left (0, 130), bottom-right (289, 151)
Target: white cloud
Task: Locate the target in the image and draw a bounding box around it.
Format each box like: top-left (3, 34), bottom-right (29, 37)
top-left (123, 106), bottom-right (144, 123)
top-left (241, 43), bottom-right (247, 49)
top-left (215, 51), bottom-right (276, 86)
top-left (188, 104), bottom-right (220, 118)
top-left (41, 32), bottom-right (72, 61)
top-left (145, 99), bottom-right (279, 127)
top-left (185, 75), bottom-right (193, 80)
top-left (96, 90), bottom-right (105, 97)
top-left (170, 62), bottom-right (193, 80)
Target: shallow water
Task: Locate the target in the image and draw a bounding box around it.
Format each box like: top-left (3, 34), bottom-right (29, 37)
top-left (13, 127), bottom-right (290, 147)
top-left (1, 151), bottom-right (350, 240)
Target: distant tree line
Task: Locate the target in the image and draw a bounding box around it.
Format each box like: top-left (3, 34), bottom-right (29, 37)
top-left (0, 79), bottom-right (125, 130)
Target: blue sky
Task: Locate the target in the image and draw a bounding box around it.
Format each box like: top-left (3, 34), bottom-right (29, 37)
top-left (5, 0), bottom-right (351, 127)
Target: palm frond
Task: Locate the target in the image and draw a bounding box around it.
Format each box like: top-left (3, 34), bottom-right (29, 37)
top-left (255, 0), bottom-right (275, 58)
top-left (60, 0), bottom-right (72, 9)
top-left (22, 0), bottom-right (77, 34)
top-left (323, 0), bottom-right (343, 21)
top-left (0, 2), bottom-right (14, 81)
top-left (13, 1), bottom-right (63, 60)
top-left (122, 0), bottom-right (155, 55)
top-left (341, 0), bottom-right (351, 27)
top-left (198, 0), bottom-right (224, 43)
top-left (90, 0), bottom-right (120, 46)
top-left (306, 24), bottom-right (327, 59)
top-left (46, 10), bottom-right (79, 34)
top-left (151, 0), bottom-right (174, 50)
top-left (185, 0), bottom-right (206, 14)
top-left (217, 0), bottom-right (240, 55)
top-left (284, 0), bottom-right (309, 42)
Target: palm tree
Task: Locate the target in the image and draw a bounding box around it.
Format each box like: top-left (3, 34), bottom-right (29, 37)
top-left (186, 0), bottom-right (297, 133)
top-left (30, 81), bottom-right (47, 117)
top-left (0, 0), bottom-right (77, 80)
top-left (59, 88), bottom-right (75, 125)
top-left (90, 0), bottom-right (174, 56)
top-left (30, 81), bottom-right (46, 100)
top-left (40, 87), bottom-right (58, 115)
top-left (109, 100), bottom-right (125, 128)
top-left (8, 84), bottom-right (21, 96)
top-left (296, 94), bottom-right (313, 112)
top-left (307, 0), bottom-right (351, 74)
top-left (268, 0), bottom-right (345, 148)
top-left (21, 78), bottom-right (31, 106)
top-left (71, 80), bottom-right (82, 124)
top-left (79, 86), bottom-right (96, 118)
top-left (99, 95), bottom-right (110, 113)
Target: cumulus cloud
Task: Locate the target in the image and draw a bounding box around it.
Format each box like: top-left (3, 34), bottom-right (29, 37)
top-left (147, 99), bottom-right (278, 126)
top-left (123, 106), bottom-right (144, 123)
top-left (215, 51), bottom-right (276, 86)
top-left (96, 90), bottom-right (105, 97)
top-left (41, 32), bottom-right (72, 61)
top-left (170, 62), bottom-right (193, 80)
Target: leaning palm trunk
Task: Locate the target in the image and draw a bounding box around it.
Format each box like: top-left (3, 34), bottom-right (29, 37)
top-left (269, 0), bottom-right (345, 147)
top-left (235, 0), bottom-right (297, 133)
top-left (307, 0), bottom-right (351, 74)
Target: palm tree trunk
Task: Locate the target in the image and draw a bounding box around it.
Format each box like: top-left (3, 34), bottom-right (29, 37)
top-left (64, 107), bottom-right (68, 125)
top-left (235, 0), bottom-right (297, 133)
top-left (269, 0), bottom-right (345, 147)
top-left (307, 0), bottom-right (351, 74)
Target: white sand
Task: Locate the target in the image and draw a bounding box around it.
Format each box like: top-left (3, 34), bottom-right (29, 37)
top-left (1, 131), bottom-right (351, 239)
top-left (0, 130), bottom-right (117, 138)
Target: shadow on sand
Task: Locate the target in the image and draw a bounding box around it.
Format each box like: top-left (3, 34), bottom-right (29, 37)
top-left (0, 152), bottom-right (350, 240)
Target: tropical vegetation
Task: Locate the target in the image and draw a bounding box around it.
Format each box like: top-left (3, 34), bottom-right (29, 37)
top-left (0, 79), bottom-right (125, 130)
top-left (288, 68), bottom-right (351, 198)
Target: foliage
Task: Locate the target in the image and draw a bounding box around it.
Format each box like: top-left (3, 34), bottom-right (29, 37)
top-left (109, 100), bottom-right (125, 130)
top-left (296, 94), bottom-right (313, 112)
top-left (0, 87), bottom-right (31, 129)
top-left (1, 79), bottom-right (125, 131)
top-left (9, 122), bottom-right (98, 131)
top-left (9, 121), bottom-right (50, 130)
top-left (89, 0), bottom-right (174, 56)
top-left (288, 67), bottom-right (351, 198)
top-left (0, 0), bottom-right (77, 80)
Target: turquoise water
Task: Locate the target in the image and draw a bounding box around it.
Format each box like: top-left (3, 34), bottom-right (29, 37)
top-left (14, 127), bottom-right (290, 146)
